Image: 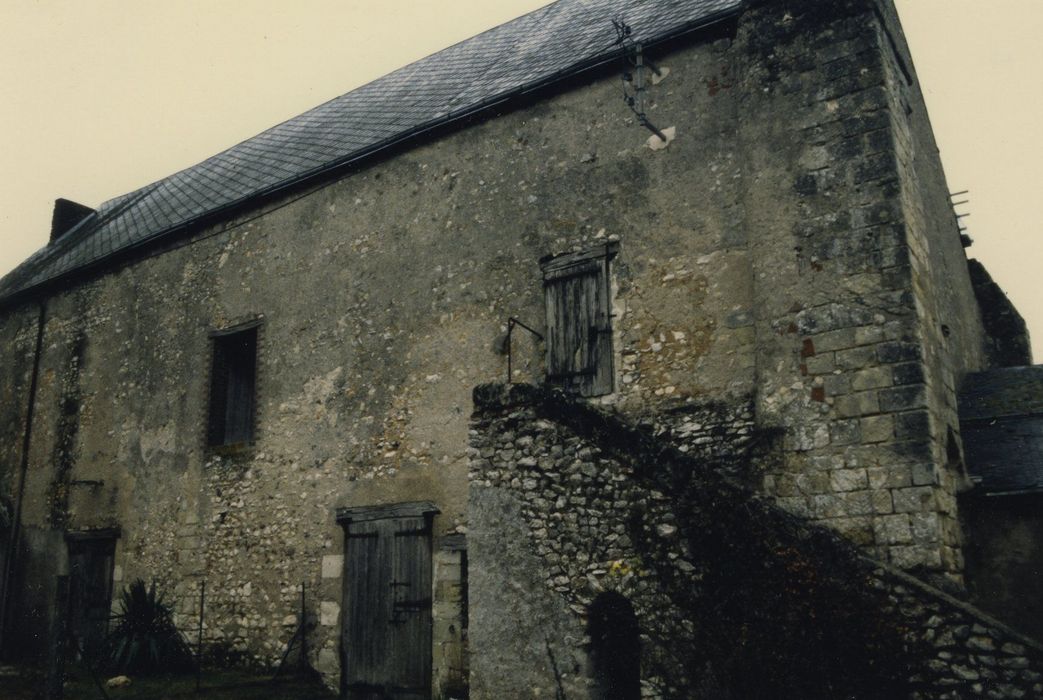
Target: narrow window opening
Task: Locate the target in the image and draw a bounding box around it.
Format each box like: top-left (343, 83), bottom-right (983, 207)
top-left (588, 591), bottom-right (640, 700)
top-left (207, 326), bottom-right (258, 446)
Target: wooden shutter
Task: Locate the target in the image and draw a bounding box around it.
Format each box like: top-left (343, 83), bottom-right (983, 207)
top-left (206, 339), bottom-right (230, 445)
top-left (589, 592), bottom-right (641, 700)
top-left (223, 328), bottom-right (257, 444)
top-left (207, 325), bottom-right (258, 446)
top-left (542, 244), bottom-right (616, 396)
top-left (339, 503), bottom-right (438, 700)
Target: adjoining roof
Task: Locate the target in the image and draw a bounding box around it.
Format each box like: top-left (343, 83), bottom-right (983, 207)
top-left (959, 365), bottom-right (1043, 422)
top-left (0, 0), bottom-right (742, 306)
top-left (959, 365), bottom-right (1043, 495)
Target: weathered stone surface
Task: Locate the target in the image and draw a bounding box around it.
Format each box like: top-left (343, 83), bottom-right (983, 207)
top-left (0, 0), bottom-right (1029, 696)
top-left (471, 384), bottom-right (1043, 699)
top-left (320, 554), bottom-right (343, 579)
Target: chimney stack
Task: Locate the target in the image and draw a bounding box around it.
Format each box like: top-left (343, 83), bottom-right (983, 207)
top-left (50, 198), bottom-right (95, 243)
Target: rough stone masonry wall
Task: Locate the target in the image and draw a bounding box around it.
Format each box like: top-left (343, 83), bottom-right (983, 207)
top-left (0, 0), bottom-right (1010, 684)
top-left (965, 260), bottom-right (1032, 368)
top-left (0, 290), bottom-right (126, 653)
top-left (0, 307), bottom-right (37, 508)
top-left (875, 0), bottom-right (992, 571)
top-left (961, 494), bottom-right (1043, 647)
top-left (879, 567), bottom-right (1043, 699)
top-left (738, 0), bottom-right (986, 577)
top-left (0, 17), bottom-right (761, 682)
top-left (0, 304), bottom-right (41, 647)
top-left (469, 384), bottom-right (768, 700)
top-left (469, 384), bottom-right (1043, 699)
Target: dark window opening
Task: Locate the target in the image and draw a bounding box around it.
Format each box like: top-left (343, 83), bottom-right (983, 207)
top-left (207, 325), bottom-right (258, 447)
top-left (588, 591), bottom-right (640, 700)
top-left (541, 243), bottom-right (617, 397)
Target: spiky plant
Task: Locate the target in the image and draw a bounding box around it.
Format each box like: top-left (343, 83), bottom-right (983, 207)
top-left (104, 579), bottom-right (195, 674)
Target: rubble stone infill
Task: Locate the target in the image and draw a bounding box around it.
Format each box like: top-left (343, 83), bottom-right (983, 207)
top-left (469, 383), bottom-right (1043, 699)
top-left (877, 567), bottom-right (1043, 699)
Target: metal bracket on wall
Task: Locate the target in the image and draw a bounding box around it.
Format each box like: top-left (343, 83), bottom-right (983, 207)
top-left (506, 317), bottom-right (544, 384)
top-left (950, 190), bottom-right (973, 247)
top-left (612, 19), bottom-right (667, 142)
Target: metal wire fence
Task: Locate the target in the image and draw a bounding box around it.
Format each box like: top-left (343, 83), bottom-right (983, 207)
top-left (42, 576), bottom-right (317, 700)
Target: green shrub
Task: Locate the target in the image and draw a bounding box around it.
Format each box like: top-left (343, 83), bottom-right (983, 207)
top-left (104, 579), bottom-right (195, 674)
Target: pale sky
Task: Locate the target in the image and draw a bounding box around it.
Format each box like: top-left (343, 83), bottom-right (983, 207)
top-left (0, 1), bottom-right (1040, 360)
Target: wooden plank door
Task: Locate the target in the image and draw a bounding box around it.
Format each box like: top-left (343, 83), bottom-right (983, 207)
top-left (67, 536), bottom-right (116, 658)
top-left (342, 509), bottom-right (434, 700)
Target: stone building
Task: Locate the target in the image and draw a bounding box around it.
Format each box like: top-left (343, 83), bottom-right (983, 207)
top-left (958, 365), bottom-right (1043, 643)
top-left (0, 0), bottom-right (1040, 697)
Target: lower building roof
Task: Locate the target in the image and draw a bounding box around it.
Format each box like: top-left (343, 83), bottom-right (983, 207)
top-left (959, 365), bottom-right (1043, 496)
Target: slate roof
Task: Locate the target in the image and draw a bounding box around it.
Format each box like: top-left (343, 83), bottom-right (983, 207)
top-left (959, 365), bottom-right (1043, 495)
top-left (0, 0), bottom-right (742, 305)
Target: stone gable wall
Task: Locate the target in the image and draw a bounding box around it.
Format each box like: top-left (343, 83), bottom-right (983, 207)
top-left (0, 0), bottom-right (1010, 693)
top-left (0, 16), bottom-right (756, 687)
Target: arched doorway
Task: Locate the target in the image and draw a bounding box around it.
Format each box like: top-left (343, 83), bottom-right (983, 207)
top-left (588, 591), bottom-right (640, 700)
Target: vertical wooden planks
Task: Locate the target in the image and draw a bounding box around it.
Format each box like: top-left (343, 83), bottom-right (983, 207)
top-left (343, 520), bottom-right (385, 699)
top-left (207, 325), bottom-right (258, 446)
top-left (341, 505), bottom-right (435, 700)
top-left (206, 337), bottom-right (230, 445)
top-left (541, 244), bottom-right (616, 396)
top-left (390, 516), bottom-right (433, 700)
top-left (66, 536), bottom-right (116, 658)
top-left (223, 327), bottom-right (257, 444)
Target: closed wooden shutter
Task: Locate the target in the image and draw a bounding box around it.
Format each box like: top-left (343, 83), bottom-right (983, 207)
top-left (207, 325), bottom-right (258, 446)
top-left (589, 592), bottom-right (641, 700)
top-left (223, 329), bottom-right (257, 444)
top-left (206, 339), bottom-right (230, 445)
top-left (542, 244), bottom-right (616, 396)
top-left (340, 503), bottom-right (438, 700)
